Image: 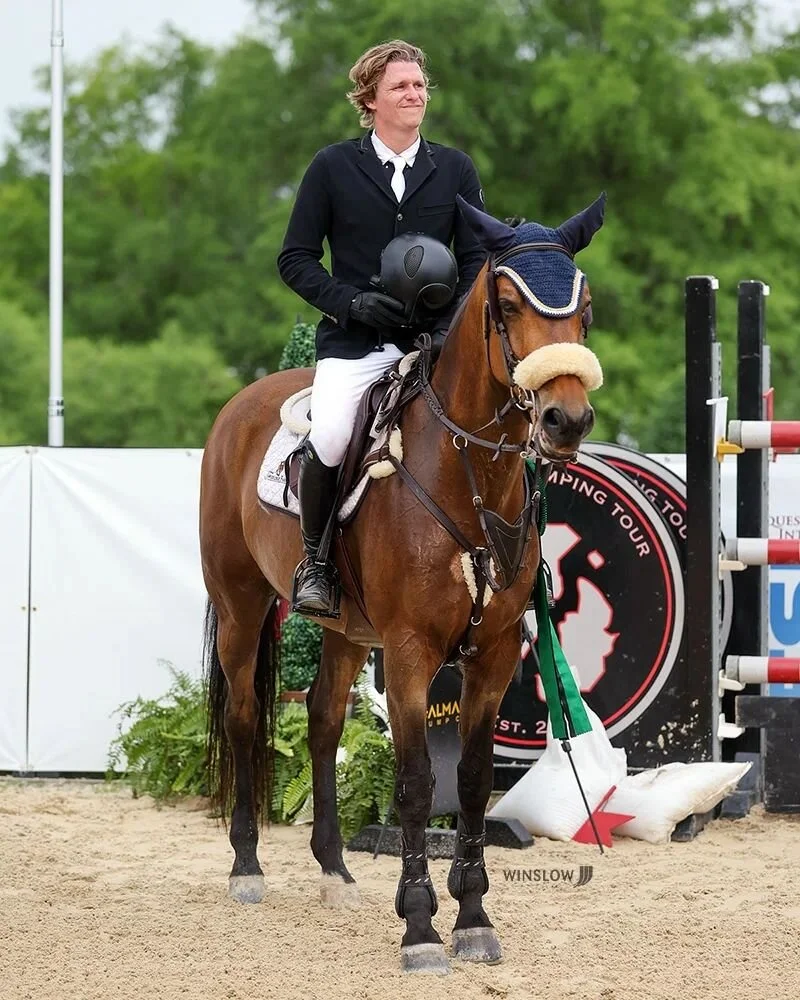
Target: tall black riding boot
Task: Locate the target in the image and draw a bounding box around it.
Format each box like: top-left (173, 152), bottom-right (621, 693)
top-left (292, 442), bottom-right (342, 617)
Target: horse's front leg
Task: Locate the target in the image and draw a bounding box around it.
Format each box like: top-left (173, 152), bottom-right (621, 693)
top-left (448, 629), bottom-right (521, 964)
top-left (384, 644), bottom-right (450, 976)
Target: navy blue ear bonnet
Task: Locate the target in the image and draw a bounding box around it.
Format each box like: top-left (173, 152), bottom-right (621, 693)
top-left (494, 223), bottom-right (584, 319)
top-left (455, 192), bottom-right (606, 320)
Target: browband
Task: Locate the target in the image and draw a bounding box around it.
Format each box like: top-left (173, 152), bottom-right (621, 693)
top-left (495, 241), bottom-right (574, 265)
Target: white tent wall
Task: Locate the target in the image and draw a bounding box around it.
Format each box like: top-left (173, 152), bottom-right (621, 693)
top-left (26, 448), bottom-right (207, 772)
top-left (3, 448), bottom-right (800, 773)
top-left (0, 448), bottom-right (32, 771)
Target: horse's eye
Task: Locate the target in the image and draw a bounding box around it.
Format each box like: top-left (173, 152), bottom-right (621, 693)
top-left (582, 304), bottom-right (593, 334)
top-left (500, 300), bottom-right (518, 316)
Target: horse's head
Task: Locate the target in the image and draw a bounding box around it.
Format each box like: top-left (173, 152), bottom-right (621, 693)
top-left (457, 193), bottom-right (605, 462)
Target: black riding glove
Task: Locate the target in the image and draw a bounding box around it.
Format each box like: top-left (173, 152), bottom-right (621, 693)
top-left (428, 314), bottom-right (452, 362)
top-left (429, 330), bottom-right (447, 362)
top-left (349, 291), bottom-right (407, 329)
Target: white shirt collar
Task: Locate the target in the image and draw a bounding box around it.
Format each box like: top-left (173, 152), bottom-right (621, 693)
top-left (371, 130), bottom-right (420, 167)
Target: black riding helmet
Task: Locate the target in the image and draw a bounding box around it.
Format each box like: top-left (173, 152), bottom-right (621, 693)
top-left (370, 233), bottom-right (458, 324)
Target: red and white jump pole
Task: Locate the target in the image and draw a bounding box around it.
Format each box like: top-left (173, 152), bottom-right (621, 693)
top-left (727, 420), bottom-right (800, 450)
top-left (726, 656), bottom-right (800, 685)
top-left (724, 538), bottom-right (800, 565)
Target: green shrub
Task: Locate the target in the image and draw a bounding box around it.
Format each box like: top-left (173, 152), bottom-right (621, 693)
top-left (271, 685), bottom-right (397, 838)
top-left (107, 665), bottom-right (208, 800)
top-left (107, 666), bottom-right (397, 840)
top-left (271, 700), bottom-right (313, 822)
top-left (279, 612), bottom-right (323, 691)
top-left (336, 714), bottom-right (396, 839)
top-left (278, 320), bottom-right (317, 371)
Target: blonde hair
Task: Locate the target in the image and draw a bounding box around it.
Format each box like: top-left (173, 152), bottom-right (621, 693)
top-left (347, 40), bottom-right (430, 129)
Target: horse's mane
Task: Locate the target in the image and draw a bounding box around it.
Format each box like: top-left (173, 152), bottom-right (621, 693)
top-left (447, 275), bottom-right (478, 334)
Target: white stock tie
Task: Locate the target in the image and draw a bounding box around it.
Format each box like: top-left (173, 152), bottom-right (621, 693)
top-left (388, 155), bottom-right (406, 202)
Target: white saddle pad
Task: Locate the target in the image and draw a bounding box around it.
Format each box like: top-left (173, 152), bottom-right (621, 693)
top-left (256, 386), bottom-right (373, 521)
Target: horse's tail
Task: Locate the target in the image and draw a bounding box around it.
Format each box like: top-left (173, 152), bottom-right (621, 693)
top-left (203, 597), bottom-right (281, 824)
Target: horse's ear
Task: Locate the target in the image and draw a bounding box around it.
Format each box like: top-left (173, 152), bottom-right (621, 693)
top-left (456, 195), bottom-right (517, 254)
top-left (556, 192), bottom-right (607, 255)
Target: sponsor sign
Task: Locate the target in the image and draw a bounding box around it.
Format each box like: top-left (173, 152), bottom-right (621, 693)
top-left (495, 453), bottom-right (688, 767)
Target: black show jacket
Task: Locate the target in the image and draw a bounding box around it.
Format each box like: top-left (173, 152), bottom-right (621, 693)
top-left (277, 131), bottom-right (487, 360)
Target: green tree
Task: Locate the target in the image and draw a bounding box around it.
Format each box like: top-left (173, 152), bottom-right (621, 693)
top-left (0, 301), bottom-right (49, 443)
top-left (0, 30), bottom-right (309, 381)
top-left (1, 0), bottom-right (799, 450)
top-left (278, 321), bottom-right (317, 371)
top-left (63, 322), bottom-right (241, 447)
top-left (0, 307), bottom-right (241, 447)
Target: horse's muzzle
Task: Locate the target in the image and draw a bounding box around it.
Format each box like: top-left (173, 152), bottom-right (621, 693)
top-left (535, 403), bottom-right (595, 460)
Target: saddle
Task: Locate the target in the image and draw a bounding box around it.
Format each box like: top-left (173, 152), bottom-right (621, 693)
top-left (283, 351), bottom-right (423, 522)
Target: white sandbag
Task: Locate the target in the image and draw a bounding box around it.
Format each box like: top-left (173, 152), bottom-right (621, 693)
top-left (608, 761), bottom-right (752, 845)
top-left (488, 703), bottom-right (626, 841)
top-left (489, 648), bottom-right (751, 846)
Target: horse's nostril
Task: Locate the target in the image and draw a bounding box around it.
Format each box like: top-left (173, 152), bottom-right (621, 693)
top-left (541, 404), bottom-right (594, 440)
top-left (541, 406), bottom-right (564, 432)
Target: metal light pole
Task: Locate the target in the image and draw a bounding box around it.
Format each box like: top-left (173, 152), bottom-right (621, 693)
top-left (48, 0), bottom-right (64, 446)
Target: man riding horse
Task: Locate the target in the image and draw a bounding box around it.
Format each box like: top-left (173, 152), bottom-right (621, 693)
top-left (277, 39), bottom-right (487, 617)
top-left (201, 36), bottom-right (606, 976)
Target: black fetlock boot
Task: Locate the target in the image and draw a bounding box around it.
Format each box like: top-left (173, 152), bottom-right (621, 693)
top-left (291, 443), bottom-right (342, 618)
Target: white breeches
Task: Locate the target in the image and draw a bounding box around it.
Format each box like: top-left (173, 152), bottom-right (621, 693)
top-left (308, 344), bottom-right (406, 467)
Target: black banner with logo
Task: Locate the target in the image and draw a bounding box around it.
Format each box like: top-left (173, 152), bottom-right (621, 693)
top-left (426, 449), bottom-right (721, 814)
top-left (587, 442), bottom-right (733, 652)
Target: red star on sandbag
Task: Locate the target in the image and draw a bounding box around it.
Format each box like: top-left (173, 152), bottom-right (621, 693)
top-left (571, 786), bottom-right (634, 848)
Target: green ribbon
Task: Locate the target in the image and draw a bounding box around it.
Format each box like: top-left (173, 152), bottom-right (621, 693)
top-left (528, 460), bottom-right (591, 741)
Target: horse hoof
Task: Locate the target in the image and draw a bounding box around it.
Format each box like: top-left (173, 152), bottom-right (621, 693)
top-left (400, 943), bottom-right (451, 975)
top-left (228, 875), bottom-right (265, 904)
top-left (452, 926), bottom-right (503, 964)
top-left (319, 873), bottom-right (361, 910)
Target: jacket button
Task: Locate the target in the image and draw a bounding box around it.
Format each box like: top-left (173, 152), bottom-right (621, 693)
top-left (396, 213), bottom-right (403, 221)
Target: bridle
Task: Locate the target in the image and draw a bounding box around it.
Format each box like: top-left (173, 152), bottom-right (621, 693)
top-left (418, 240), bottom-right (590, 463)
top-left (486, 241), bottom-right (581, 391)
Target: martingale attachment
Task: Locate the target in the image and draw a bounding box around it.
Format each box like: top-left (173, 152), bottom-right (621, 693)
top-left (513, 343), bottom-right (603, 393)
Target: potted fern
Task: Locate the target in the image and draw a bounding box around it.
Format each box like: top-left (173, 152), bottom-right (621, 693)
top-left (273, 683), bottom-right (395, 837)
top-left (107, 665), bottom-right (394, 840)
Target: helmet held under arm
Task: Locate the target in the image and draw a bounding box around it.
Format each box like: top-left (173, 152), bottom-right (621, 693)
top-left (370, 233), bottom-right (458, 325)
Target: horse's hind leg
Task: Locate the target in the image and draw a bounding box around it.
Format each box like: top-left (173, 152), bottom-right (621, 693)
top-left (447, 632), bottom-right (521, 964)
top-left (307, 630), bottom-right (369, 909)
top-left (206, 580), bottom-right (277, 904)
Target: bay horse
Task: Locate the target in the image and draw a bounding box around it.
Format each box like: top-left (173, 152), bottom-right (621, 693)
top-left (199, 193), bottom-right (606, 974)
